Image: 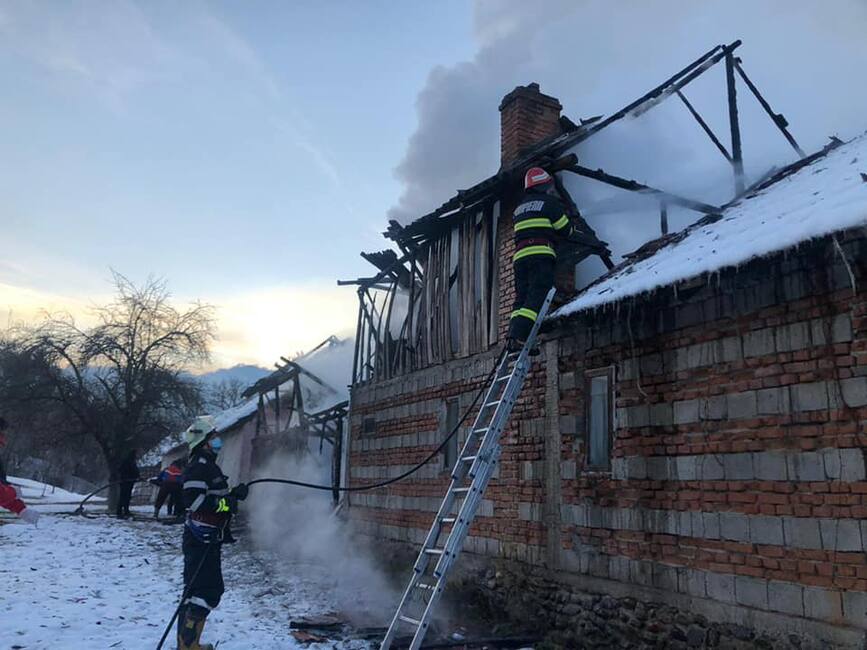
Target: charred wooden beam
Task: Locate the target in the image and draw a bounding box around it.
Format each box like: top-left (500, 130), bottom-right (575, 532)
top-left (553, 40), bottom-right (742, 156)
top-left (278, 358), bottom-right (334, 392)
top-left (660, 200), bottom-right (669, 236)
top-left (725, 51), bottom-right (745, 195)
top-left (676, 90), bottom-right (732, 162)
top-left (351, 291), bottom-right (362, 384)
top-left (565, 164), bottom-right (722, 215)
top-left (550, 173), bottom-right (615, 270)
top-left (734, 61), bottom-right (805, 158)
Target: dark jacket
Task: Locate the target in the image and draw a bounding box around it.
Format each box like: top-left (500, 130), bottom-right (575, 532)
top-left (512, 189), bottom-right (571, 262)
top-left (119, 455), bottom-right (140, 482)
top-left (182, 447), bottom-right (231, 526)
top-left (0, 454), bottom-right (7, 485)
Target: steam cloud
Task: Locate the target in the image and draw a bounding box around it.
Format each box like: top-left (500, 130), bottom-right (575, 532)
top-left (389, 0), bottom-right (867, 271)
top-left (247, 445), bottom-right (398, 628)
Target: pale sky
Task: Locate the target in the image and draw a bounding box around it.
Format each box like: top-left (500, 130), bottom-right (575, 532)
top-left (3, 1), bottom-right (867, 370)
top-left (0, 0), bottom-right (474, 368)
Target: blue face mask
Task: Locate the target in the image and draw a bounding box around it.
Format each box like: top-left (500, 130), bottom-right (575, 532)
top-left (210, 437), bottom-right (223, 453)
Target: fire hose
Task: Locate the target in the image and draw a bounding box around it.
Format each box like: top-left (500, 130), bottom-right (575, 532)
top-left (152, 347), bottom-right (507, 649)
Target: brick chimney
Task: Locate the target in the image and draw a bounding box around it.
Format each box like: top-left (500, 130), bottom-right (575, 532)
top-left (499, 82), bottom-right (563, 167)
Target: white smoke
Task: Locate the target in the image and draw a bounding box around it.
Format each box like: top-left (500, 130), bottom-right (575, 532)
top-left (247, 444), bottom-right (398, 628)
top-left (389, 0), bottom-right (867, 266)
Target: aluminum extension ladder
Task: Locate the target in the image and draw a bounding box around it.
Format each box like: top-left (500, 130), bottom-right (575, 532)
top-left (380, 288), bottom-right (556, 650)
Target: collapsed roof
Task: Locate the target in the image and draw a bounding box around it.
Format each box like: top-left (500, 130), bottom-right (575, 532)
top-left (383, 40), bottom-right (764, 252)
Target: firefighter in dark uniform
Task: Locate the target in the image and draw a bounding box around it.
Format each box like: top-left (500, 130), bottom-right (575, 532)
top-left (507, 166), bottom-right (571, 350)
top-left (177, 415), bottom-right (248, 650)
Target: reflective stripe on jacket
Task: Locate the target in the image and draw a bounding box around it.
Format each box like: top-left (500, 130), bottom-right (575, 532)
top-left (182, 450), bottom-right (230, 525)
top-left (512, 190), bottom-right (570, 261)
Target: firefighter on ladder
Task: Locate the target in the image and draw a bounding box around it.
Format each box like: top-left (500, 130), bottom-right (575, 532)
top-left (507, 166), bottom-right (571, 352)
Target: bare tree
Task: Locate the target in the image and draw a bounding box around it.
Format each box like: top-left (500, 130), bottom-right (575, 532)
top-left (5, 273), bottom-right (215, 499)
top-left (206, 377), bottom-right (247, 411)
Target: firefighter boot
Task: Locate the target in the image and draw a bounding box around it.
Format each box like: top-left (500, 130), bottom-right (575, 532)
top-left (177, 604), bottom-right (214, 650)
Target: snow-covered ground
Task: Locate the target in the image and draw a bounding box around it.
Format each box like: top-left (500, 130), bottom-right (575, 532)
top-left (3, 475), bottom-right (104, 514)
top-left (0, 491), bottom-right (373, 649)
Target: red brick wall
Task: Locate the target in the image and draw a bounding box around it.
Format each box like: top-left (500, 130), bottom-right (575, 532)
top-left (349, 229), bottom-right (867, 639)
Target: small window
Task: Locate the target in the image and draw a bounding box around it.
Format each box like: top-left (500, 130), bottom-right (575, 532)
top-left (362, 417), bottom-right (376, 436)
top-left (443, 399), bottom-right (460, 471)
top-left (585, 367), bottom-right (614, 469)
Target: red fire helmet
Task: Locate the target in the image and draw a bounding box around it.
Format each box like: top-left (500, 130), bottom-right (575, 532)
top-left (524, 166), bottom-right (553, 190)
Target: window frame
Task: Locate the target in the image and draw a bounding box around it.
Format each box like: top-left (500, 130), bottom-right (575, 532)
top-left (583, 366), bottom-right (615, 471)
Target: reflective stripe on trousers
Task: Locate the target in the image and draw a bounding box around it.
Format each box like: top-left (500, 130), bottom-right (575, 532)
top-left (513, 245), bottom-right (556, 262)
top-left (511, 307), bottom-right (538, 322)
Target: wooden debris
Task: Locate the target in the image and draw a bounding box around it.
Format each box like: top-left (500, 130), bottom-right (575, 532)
top-left (290, 630), bottom-right (327, 644)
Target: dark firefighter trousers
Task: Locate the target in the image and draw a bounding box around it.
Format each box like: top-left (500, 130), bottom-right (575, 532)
top-left (508, 255), bottom-right (556, 342)
top-left (155, 483), bottom-right (182, 516)
top-left (182, 526), bottom-right (225, 613)
top-left (116, 481), bottom-right (134, 518)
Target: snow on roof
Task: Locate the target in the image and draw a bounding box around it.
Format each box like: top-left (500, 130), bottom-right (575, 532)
top-left (554, 134), bottom-right (867, 319)
top-left (212, 337), bottom-right (352, 435)
top-left (213, 396), bottom-right (259, 433)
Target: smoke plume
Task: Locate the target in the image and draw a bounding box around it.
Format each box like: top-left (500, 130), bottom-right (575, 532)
top-left (247, 445), bottom-right (398, 628)
top-left (389, 0), bottom-right (867, 269)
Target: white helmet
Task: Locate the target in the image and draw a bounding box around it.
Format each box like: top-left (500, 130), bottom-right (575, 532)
top-left (184, 415), bottom-right (217, 450)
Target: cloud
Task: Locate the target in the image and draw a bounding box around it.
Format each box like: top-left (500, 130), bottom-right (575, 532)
top-left (0, 279), bottom-right (357, 371)
top-left (0, 282), bottom-right (100, 330)
top-left (0, 0), bottom-right (178, 106)
top-left (202, 283), bottom-right (358, 369)
top-left (388, 0), bottom-right (867, 252)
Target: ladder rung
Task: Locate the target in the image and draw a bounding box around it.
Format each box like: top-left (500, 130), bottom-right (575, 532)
top-left (416, 581), bottom-right (437, 591)
top-left (424, 548), bottom-right (444, 555)
top-left (485, 400), bottom-right (501, 407)
top-left (496, 374), bottom-right (512, 383)
top-left (461, 455), bottom-right (477, 462)
top-left (440, 517), bottom-right (456, 523)
top-left (399, 615), bottom-right (422, 627)
top-left (452, 487), bottom-right (470, 494)
top-left (473, 427), bottom-right (489, 434)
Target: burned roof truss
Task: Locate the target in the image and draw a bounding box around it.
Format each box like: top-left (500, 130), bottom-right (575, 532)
top-left (342, 39), bottom-right (808, 385)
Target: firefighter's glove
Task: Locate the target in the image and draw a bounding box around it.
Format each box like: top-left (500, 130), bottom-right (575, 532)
top-left (230, 483), bottom-right (249, 501)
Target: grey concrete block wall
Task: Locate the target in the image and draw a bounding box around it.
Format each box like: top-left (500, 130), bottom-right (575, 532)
top-left (735, 576), bottom-right (769, 610)
top-left (673, 400), bottom-right (699, 425)
top-left (769, 581), bottom-right (805, 617)
top-left (612, 313), bottom-right (854, 394)
top-left (610, 449), bottom-right (866, 482)
top-left (564, 501), bottom-right (867, 551)
top-left (804, 587), bottom-right (843, 621)
top-left (557, 536), bottom-right (867, 630)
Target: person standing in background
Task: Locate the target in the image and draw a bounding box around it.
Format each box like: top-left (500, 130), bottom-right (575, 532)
top-left (153, 458), bottom-right (185, 519)
top-left (116, 448), bottom-right (140, 519)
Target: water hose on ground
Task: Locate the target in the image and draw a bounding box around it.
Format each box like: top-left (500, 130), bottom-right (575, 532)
top-left (154, 347), bottom-right (507, 649)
